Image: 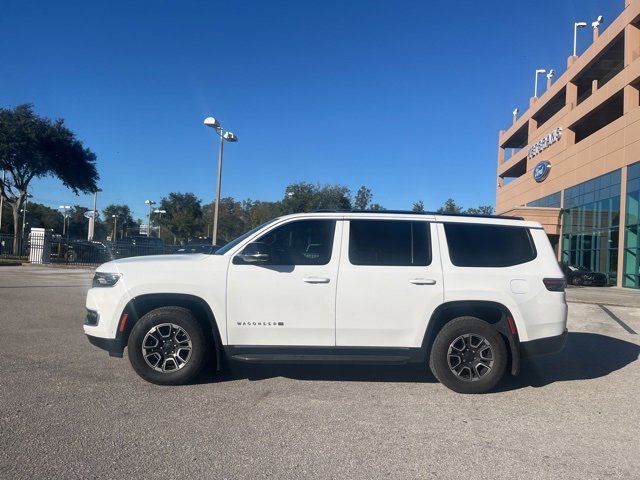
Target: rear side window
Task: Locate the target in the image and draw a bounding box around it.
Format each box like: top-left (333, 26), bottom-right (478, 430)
top-left (349, 220), bottom-right (431, 266)
top-left (443, 223), bottom-right (536, 267)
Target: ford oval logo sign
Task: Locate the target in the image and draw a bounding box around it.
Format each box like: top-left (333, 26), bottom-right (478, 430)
top-left (533, 161), bottom-right (551, 183)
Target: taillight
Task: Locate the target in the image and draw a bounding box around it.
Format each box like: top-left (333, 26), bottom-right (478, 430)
top-left (543, 278), bottom-right (565, 292)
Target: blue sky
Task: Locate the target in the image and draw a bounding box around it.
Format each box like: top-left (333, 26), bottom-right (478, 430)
top-left (0, 0), bottom-right (622, 220)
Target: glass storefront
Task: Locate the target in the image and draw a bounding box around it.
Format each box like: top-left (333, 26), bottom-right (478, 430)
top-left (527, 191), bottom-right (561, 208)
top-left (561, 170), bottom-right (621, 286)
top-left (623, 162), bottom-right (640, 288)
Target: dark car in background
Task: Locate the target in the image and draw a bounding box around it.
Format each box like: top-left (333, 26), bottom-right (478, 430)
top-left (51, 238), bottom-right (111, 264)
top-left (176, 237), bottom-right (220, 254)
top-left (110, 236), bottom-right (164, 258)
top-left (560, 263), bottom-right (608, 286)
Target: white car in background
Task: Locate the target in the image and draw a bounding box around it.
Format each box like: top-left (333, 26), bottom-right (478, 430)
top-left (84, 211), bottom-right (567, 394)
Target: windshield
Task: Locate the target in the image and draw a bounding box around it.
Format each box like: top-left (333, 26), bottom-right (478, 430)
top-left (214, 219), bottom-right (279, 255)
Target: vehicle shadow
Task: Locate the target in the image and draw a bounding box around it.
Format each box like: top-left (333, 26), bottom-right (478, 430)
top-left (497, 331), bottom-right (640, 391)
top-left (196, 332), bottom-right (639, 391)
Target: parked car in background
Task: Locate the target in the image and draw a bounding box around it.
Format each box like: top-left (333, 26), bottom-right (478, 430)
top-left (560, 263), bottom-right (608, 286)
top-left (176, 238), bottom-right (220, 254)
top-left (110, 236), bottom-right (164, 258)
top-left (52, 239), bottom-right (111, 264)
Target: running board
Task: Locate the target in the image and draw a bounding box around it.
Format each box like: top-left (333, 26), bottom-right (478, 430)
top-left (226, 346), bottom-right (421, 365)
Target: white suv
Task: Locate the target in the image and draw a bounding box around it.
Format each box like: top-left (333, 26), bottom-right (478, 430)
top-left (84, 211), bottom-right (567, 394)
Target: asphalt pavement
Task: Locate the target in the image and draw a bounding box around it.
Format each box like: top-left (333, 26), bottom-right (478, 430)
top-left (1, 265), bottom-right (639, 479)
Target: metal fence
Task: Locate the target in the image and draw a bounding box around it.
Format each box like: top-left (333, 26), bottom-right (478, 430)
top-left (0, 233), bottom-right (184, 267)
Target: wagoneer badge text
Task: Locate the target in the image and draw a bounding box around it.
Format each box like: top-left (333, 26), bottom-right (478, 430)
top-left (237, 322), bottom-right (285, 327)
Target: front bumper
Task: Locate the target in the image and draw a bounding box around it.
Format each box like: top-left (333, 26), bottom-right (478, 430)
top-left (520, 329), bottom-right (567, 358)
top-left (86, 334), bottom-right (125, 358)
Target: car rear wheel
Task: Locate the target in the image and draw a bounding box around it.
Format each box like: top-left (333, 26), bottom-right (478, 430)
top-left (572, 276), bottom-right (583, 286)
top-left (128, 307), bottom-right (208, 385)
top-left (429, 316), bottom-right (507, 394)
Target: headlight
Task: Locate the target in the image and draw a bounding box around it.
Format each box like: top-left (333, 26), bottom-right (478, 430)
top-left (92, 272), bottom-right (122, 288)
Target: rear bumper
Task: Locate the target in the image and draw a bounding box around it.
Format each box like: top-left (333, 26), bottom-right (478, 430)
top-left (520, 329), bottom-right (567, 358)
top-left (86, 334), bottom-right (124, 358)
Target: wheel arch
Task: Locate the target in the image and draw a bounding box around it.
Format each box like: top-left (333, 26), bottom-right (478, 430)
top-left (422, 300), bottom-right (521, 375)
top-left (119, 293), bottom-right (224, 369)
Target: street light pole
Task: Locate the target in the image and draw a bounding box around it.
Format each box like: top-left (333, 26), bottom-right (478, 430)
top-left (153, 209), bottom-right (166, 238)
top-left (0, 170), bottom-right (5, 232)
top-left (59, 205), bottom-right (71, 236)
top-left (112, 215), bottom-right (118, 240)
top-left (213, 134), bottom-right (224, 246)
top-left (21, 190), bottom-right (29, 238)
top-left (533, 69), bottom-right (546, 98)
top-left (144, 200), bottom-right (155, 237)
top-left (204, 117), bottom-right (238, 246)
top-left (573, 21), bottom-right (587, 57)
top-left (88, 189), bottom-right (100, 241)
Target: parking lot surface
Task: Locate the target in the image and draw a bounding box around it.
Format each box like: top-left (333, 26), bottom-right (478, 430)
top-left (1, 265), bottom-right (639, 479)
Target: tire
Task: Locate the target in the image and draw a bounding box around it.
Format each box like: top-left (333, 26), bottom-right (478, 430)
top-left (572, 276), bottom-right (583, 286)
top-left (429, 316), bottom-right (507, 394)
top-left (65, 250), bottom-right (77, 263)
top-left (128, 306), bottom-right (208, 385)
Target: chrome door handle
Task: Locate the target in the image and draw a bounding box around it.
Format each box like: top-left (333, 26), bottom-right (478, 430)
top-left (410, 278), bottom-right (437, 285)
top-left (303, 276), bottom-right (330, 284)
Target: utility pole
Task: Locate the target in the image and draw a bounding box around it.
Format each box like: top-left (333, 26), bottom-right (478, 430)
top-left (144, 200), bottom-right (155, 237)
top-left (21, 190), bottom-right (29, 238)
top-left (112, 215), bottom-right (118, 241)
top-left (88, 190), bottom-right (99, 241)
top-left (0, 170), bottom-right (5, 232)
top-left (203, 117), bottom-right (238, 246)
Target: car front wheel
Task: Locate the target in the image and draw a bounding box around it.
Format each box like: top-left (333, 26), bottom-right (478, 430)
top-left (128, 307), bottom-right (208, 385)
top-left (429, 316), bottom-right (507, 394)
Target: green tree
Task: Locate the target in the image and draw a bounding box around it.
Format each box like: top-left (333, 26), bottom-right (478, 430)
top-left (465, 205), bottom-right (495, 215)
top-left (242, 200), bottom-right (282, 229)
top-left (66, 205), bottom-right (90, 239)
top-left (158, 192), bottom-right (203, 244)
top-left (0, 104), bottom-right (99, 251)
top-left (23, 202), bottom-right (64, 233)
top-left (412, 200), bottom-right (425, 212)
top-left (202, 197), bottom-right (247, 245)
top-left (0, 200), bottom-right (11, 234)
top-left (282, 182), bottom-right (319, 213)
top-left (354, 186), bottom-right (372, 210)
top-left (103, 204), bottom-right (135, 239)
top-left (282, 182), bottom-right (351, 213)
top-left (369, 203), bottom-right (385, 211)
top-left (437, 198), bottom-right (463, 214)
top-left (316, 184), bottom-right (351, 211)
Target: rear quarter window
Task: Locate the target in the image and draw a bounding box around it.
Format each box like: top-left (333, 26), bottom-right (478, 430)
top-left (443, 222), bottom-right (537, 267)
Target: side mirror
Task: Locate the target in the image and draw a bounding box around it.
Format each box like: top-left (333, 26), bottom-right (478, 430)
top-left (236, 242), bottom-right (270, 264)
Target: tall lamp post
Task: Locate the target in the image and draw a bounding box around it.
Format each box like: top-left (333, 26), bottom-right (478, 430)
top-left (153, 209), bottom-right (166, 238)
top-left (144, 200), bottom-right (156, 237)
top-left (21, 192), bottom-right (32, 238)
top-left (59, 205), bottom-right (71, 235)
top-left (533, 69), bottom-right (546, 98)
top-left (88, 188), bottom-right (101, 241)
top-left (0, 170), bottom-right (5, 232)
top-left (203, 116), bottom-right (238, 246)
top-left (573, 21), bottom-right (588, 56)
top-left (111, 214), bottom-right (118, 240)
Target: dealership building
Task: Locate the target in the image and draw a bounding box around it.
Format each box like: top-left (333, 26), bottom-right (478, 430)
top-left (496, 0), bottom-right (640, 288)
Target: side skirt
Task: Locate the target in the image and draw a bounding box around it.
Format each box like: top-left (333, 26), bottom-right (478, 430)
top-left (223, 345), bottom-right (425, 365)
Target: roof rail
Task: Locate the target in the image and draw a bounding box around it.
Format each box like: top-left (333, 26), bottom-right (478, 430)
top-left (310, 209), bottom-right (524, 221)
